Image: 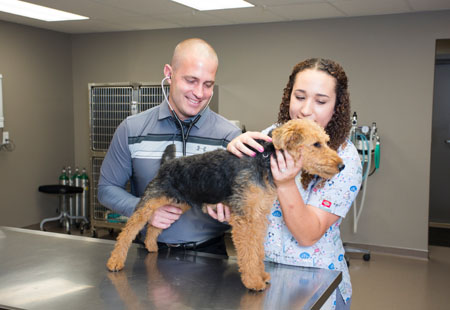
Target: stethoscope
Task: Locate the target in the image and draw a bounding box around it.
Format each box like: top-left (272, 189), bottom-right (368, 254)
top-left (161, 75), bottom-right (213, 156)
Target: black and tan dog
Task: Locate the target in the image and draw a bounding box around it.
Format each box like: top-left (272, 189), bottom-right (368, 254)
top-left (107, 119), bottom-right (344, 291)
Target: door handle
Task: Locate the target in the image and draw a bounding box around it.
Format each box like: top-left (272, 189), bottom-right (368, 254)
top-left (446, 140), bottom-right (450, 144)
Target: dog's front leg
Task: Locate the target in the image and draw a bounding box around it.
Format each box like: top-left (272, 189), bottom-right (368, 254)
top-left (230, 213), bottom-right (270, 291)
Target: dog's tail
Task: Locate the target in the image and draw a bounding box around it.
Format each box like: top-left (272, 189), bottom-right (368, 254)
top-left (161, 144), bottom-right (176, 165)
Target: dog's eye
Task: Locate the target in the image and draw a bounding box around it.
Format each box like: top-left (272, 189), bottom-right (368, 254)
top-left (313, 142), bottom-right (321, 148)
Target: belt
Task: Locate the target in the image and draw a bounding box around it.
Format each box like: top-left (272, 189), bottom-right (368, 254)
top-left (158, 235), bottom-right (224, 250)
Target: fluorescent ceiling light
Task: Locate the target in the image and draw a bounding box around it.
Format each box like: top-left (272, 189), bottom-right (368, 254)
top-left (171, 0), bottom-right (254, 11)
top-left (0, 0), bottom-right (89, 22)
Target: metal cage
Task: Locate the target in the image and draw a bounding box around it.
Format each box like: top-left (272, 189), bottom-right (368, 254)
top-left (90, 86), bottom-right (133, 152)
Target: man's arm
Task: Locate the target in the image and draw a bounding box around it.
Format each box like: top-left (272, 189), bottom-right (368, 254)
top-left (98, 120), bottom-right (139, 218)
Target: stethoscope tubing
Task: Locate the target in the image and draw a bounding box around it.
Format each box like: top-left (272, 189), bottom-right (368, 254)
top-left (161, 76), bottom-right (212, 156)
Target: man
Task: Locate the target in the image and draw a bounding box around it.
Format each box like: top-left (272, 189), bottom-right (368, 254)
top-left (98, 38), bottom-right (241, 255)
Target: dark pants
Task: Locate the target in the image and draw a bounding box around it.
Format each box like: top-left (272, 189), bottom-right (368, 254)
top-left (135, 234), bottom-right (228, 257)
top-left (157, 234), bottom-right (228, 256)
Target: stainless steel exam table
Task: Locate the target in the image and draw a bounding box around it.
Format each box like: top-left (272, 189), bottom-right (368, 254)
top-left (0, 226), bottom-right (341, 310)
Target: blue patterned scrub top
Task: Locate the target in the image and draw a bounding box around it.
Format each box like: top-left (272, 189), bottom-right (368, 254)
top-left (263, 125), bottom-right (362, 309)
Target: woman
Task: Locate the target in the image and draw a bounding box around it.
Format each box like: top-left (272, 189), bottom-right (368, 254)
top-left (227, 58), bottom-right (362, 309)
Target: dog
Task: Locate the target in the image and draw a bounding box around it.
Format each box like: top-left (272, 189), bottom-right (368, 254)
top-left (106, 119), bottom-right (344, 291)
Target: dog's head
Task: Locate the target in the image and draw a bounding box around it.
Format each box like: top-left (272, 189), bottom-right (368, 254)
top-left (271, 119), bottom-right (344, 179)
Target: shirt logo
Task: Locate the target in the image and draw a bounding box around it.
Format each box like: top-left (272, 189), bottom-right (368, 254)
top-left (322, 200), bottom-right (332, 208)
top-left (196, 145), bottom-right (207, 152)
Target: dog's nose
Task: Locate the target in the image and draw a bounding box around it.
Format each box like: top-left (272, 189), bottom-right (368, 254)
top-left (338, 163), bottom-right (345, 172)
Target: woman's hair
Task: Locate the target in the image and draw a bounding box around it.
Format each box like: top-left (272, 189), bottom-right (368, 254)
top-left (277, 58), bottom-right (351, 188)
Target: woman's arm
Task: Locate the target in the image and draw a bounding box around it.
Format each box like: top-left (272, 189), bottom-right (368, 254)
top-left (271, 150), bottom-right (339, 246)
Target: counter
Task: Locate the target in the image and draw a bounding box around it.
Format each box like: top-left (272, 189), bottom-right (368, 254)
top-left (0, 226), bottom-right (341, 309)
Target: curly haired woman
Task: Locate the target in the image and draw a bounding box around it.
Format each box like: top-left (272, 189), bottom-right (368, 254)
top-left (227, 58), bottom-right (362, 310)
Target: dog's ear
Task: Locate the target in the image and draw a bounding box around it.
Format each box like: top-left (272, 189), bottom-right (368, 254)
top-left (271, 120), bottom-right (307, 160)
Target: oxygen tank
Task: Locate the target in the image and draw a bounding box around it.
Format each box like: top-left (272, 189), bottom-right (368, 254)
top-left (80, 168), bottom-right (90, 223)
top-left (67, 166), bottom-right (74, 223)
top-left (67, 166), bottom-right (73, 185)
top-left (59, 167), bottom-right (68, 185)
top-left (73, 167), bottom-right (81, 221)
top-left (58, 167), bottom-right (69, 215)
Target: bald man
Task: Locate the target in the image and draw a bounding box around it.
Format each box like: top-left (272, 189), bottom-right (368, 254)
top-left (98, 38), bottom-right (241, 255)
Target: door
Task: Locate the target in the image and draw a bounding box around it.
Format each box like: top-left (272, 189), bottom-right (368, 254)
top-left (429, 58), bottom-right (450, 226)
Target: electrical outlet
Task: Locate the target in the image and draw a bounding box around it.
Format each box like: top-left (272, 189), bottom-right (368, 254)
top-left (2, 131), bottom-right (9, 144)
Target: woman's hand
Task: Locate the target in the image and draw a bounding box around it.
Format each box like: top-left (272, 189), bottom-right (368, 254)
top-left (227, 132), bottom-right (272, 158)
top-left (271, 149), bottom-right (303, 186)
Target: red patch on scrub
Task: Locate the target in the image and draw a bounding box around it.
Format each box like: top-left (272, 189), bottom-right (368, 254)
top-left (321, 200), bottom-right (332, 208)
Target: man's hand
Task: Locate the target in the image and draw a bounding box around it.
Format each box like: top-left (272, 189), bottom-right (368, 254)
top-left (148, 205), bottom-right (183, 229)
top-left (206, 203), bottom-right (231, 223)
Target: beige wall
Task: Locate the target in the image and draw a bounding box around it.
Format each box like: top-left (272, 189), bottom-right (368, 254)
top-left (0, 20), bottom-right (73, 227)
top-left (2, 9), bottom-right (450, 253)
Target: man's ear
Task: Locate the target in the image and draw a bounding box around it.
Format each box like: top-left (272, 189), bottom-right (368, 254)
top-left (163, 64), bottom-right (172, 81)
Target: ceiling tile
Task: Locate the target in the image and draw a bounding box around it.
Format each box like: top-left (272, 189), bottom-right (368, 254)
top-left (250, 0), bottom-right (329, 6)
top-left (407, 0), bottom-right (450, 12)
top-left (205, 6), bottom-right (285, 24)
top-left (330, 0), bottom-right (412, 16)
top-left (159, 11), bottom-right (232, 28)
top-left (91, 0), bottom-right (191, 16)
top-left (106, 15), bottom-right (180, 31)
top-left (267, 2), bottom-right (346, 20)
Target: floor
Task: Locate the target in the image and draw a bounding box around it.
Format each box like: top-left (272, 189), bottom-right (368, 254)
top-left (348, 246), bottom-right (450, 310)
top-left (26, 222), bottom-right (450, 310)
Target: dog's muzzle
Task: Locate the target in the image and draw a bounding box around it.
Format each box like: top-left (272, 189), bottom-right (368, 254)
top-left (338, 164), bottom-right (345, 172)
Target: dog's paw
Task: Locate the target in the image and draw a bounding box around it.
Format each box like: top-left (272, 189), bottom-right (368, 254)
top-left (246, 281), bottom-right (267, 291)
top-left (242, 275), bottom-right (267, 291)
top-left (145, 242), bottom-right (159, 253)
top-left (106, 256), bottom-right (125, 272)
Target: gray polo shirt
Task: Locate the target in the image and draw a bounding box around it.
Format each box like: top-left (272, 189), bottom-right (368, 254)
top-left (98, 100), bottom-right (241, 243)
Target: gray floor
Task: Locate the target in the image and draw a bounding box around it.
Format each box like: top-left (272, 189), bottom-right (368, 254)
top-left (27, 222), bottom-right (450, 310)
top-left (349, 245), bottom-right (450, 310)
